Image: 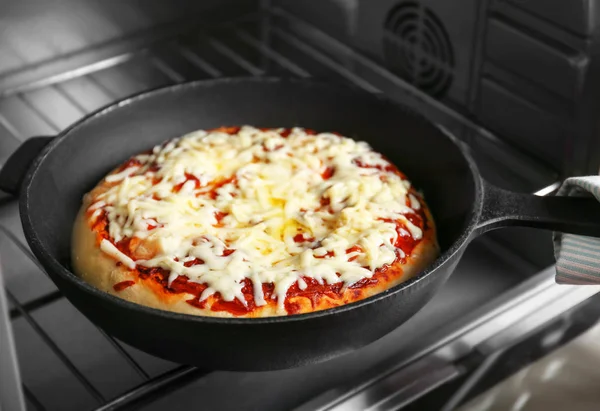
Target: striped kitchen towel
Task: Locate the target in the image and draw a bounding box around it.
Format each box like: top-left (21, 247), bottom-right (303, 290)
top-left (555, 176), bottom-right (600, 284)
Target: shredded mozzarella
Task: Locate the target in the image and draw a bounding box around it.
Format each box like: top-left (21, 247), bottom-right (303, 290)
top-left (88, 126), bottom-right (425, 311)
top-left (100, 239), bottom-right (136, 269)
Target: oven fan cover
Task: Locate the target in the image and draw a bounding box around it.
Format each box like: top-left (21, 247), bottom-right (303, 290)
top-left (383, 1), bottom-right (455, 98)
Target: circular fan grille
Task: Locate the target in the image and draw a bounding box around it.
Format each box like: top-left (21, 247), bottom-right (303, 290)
top-left (383, 1), bottom-right (454, 97)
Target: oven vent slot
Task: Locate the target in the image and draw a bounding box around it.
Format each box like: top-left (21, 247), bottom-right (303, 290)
top-left (383, 1), bottom-right (455, 98)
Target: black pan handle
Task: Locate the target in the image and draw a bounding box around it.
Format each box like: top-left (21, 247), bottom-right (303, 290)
top-left (476, 179), bottom-right (600, 237)
top-left (0, 136), bottom-right (53, 196)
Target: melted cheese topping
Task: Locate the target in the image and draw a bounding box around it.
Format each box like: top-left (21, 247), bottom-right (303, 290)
top-left (87, 126), bottom-right (423, 312)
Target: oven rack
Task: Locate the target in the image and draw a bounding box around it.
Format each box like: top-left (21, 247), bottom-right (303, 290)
top-left (0, 7), bottom-right (558, 411)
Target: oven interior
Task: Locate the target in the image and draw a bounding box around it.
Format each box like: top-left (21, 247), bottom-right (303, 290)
top-left (0, 0), bottom-right (586, 410)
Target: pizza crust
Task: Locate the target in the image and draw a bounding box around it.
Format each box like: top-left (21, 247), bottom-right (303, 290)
top-left (71, 199), bottom-right (439, 318)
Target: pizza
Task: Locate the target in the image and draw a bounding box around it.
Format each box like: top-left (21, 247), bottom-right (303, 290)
top-left (72, 126), bottom-right (439, 317)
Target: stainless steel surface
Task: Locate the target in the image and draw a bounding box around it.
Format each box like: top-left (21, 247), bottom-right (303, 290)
top-left (328, 357), bottom-right (462, 411)
top-left (534, 182), bottom-right (561, 196)
top-left (0, 6), bottom-right (572, 411)
top-left (296, 269), bottom-right (600, 411)
top-left (458, 320), bottom-right (600, 411)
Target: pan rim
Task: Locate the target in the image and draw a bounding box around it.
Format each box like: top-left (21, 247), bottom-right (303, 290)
top-left (20, 77), bottom-right (483, 325)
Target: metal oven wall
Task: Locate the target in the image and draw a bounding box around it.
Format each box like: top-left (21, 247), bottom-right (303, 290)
top-left (277, 0), bottom-right (600, 177)
top-left (0, 0), bottom-right (255, 76)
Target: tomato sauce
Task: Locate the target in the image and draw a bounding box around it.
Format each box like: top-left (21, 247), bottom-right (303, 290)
top-left (354, 156), bottom-right (408, 180)
top-left (263, 143), bottom-right (284, 152)
top-left (353, 158), bottom-right (397, 173)
top-left (211, 283), bottom-right (256, 315)
top-left (285, 277), bottom-right (345, 313)
top-left (206, 176), bottom-right (237, 200)
top-left (346, 245), bottom-right (363, 262)
top-left (115, 235), bottom-right (138, 256)
top-left (293, 233), bottom-right (315, 243)
top-left (183, 258), bottom-right (205, 267)
top-left (168, 274), bottom-right (208, 295)
top-left (321, 166), bottom-right (335, 180)
top-left (214, 211), bottom-right (228, 227)
top-left (210, 126), bottom-right (241, 135)
top-left (147, 163), bottom-right (161, 173)
top-left (117, 158), bottom-right (142, 172)
top-left (173, 173), bottom-right (202, 192)
top-left (113, 280), bottom-right (135, 291)
top-left (90, 210), bottom-right (109, 241)
top-left (378, 212), bottom-right (425, 257)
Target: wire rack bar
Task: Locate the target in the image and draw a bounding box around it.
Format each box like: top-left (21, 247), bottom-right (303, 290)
top-left (22, 384), bottom-right (48, 411)
top-left (9, 290), bottom-right (63, 319)
top-left (53, 83), bottom-right (93, 115)
top-left (0, 112), bottom-right (22, 139)
top-left (94, 327), bottom-right (151, 381)
top-left (233, 28), bottom-right (311, 78)
top-left (173, 43), bottom-right (223, 78)
top-left (94, 366), bottom-right (207, 411)
top-left (270, 27), bottom-right (380, 93)
top-left (206, 37), bottom-right (264, 76)
top-left (0, 10), bottom-right (258, 97)
top-left (0, 227), bottom-right (46, 273)
top-left (6, 289), bottom-right (106, 404)
top-left (15, 94), bottom-right (61, 132)
top-left (0, 224), bottom-right (151, 386)
top-left (149, 55), bottom-right (186, 83)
